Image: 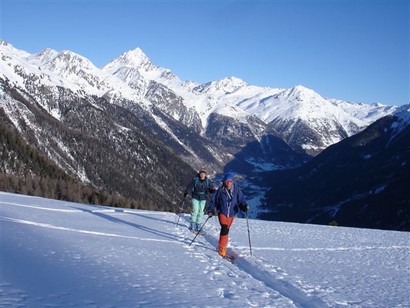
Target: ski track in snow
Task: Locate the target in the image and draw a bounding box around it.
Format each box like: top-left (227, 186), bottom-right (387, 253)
top-left (184, 219), bottom-right (328, 308)
top-left (1, 192), bottom-right (409, 307)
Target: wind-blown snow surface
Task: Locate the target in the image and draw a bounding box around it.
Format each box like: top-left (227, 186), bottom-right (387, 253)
top-left (1, 192), bottom-right (409, 307)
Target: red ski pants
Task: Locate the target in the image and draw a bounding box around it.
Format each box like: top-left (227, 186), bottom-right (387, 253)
top-left (218, 213), bottom-right (234, 249)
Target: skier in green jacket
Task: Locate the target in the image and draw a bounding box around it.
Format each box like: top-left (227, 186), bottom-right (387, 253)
top-left (184, 168), bottom-right (216, 232)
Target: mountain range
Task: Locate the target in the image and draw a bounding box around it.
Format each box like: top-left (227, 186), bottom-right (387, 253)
top-left (0, 40), bottom-right (407, 230)
top-left (259, 105), bottom-right (410, 231)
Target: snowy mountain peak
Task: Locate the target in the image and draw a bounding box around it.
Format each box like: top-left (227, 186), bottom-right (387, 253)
top-left (195, 76), bottom-right (247, 96)
top-left (0, 40), bottom-right (31, 58)
top-left (103, 47), bottom-right (151, 72)
top-left (392, 103), bottom-right (410, 132)
top-left (222, 76), bottom-right (247, 89)
top-left (28, 48), bottom-right (60, 65)
top-left (122, 48), bottom-right (150, 66)
top-left (0, 40), bottom-right (17, 51)
top-left (25, 48), bottom-right (99, 75)
top-left (280, 85), bottom-right (324, 103)
top-left (0, 39), bottom-right (10, 48)
top-left (54, 50), bottom-right (96, 68)
top-left (100, 47), bottom-right (176, 86)
top-left (293, 85), bottom-right (312, 91)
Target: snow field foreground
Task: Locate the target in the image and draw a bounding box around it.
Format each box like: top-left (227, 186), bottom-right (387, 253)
top-left (1, 192), bottom-right (409, 307)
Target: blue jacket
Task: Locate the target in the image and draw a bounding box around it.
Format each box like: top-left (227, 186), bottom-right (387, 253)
top-left (207, 184), bottom-right (247, 217)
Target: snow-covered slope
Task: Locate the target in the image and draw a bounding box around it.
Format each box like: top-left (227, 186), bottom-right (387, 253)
top-left (1, 192), bottom-right (409, 307)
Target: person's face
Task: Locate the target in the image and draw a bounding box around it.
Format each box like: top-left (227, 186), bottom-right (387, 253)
top-left (224, 180), bottom-right (233, 189)
top-left (199, 172), bottom-right (206, 180)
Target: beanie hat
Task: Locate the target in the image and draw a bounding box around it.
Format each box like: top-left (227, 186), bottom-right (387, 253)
top-left (223, 173), bottom-right (235, 181)
top-left (199, 168), bottom-right (207, 174)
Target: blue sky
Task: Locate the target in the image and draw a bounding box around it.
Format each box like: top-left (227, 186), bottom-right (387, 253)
top-left (1, 0), bottom-right (408, 105)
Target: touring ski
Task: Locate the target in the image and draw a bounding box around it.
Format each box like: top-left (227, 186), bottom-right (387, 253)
top-left (222, 255), bottom-right (235, 263)
top-left (191, 229), bottom-right (206, 235)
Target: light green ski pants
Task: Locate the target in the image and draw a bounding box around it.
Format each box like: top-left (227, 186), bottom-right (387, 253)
top-left (191, 198), bottom-right (206, 225)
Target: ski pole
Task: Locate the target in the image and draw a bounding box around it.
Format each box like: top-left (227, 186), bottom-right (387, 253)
top-left (176, 198), bottom-right (186, 227)
top-left (246, 211), bottom-right (252, 256)
top-left (189, 215), bottom-right (211, 246)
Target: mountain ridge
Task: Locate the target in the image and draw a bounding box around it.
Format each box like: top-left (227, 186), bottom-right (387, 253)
top-left (1, 40), bottom-right (397, 156)
top-left (260, 105), bottom-right (410, 231)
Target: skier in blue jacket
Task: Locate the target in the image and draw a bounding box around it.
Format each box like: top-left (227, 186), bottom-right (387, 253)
top-left (207, 173), bottom-right (249, 257)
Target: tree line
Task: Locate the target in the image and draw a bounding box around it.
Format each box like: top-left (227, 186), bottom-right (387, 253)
top-left (0, 118), bottom-right (166, 211)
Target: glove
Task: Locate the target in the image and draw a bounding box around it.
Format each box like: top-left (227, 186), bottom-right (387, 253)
top-left (208, 186), bottom-right (217, 193)
top-left (207, 209), bottom-right (218, 217)
top-left (239, 203), bottom-right (249, 212)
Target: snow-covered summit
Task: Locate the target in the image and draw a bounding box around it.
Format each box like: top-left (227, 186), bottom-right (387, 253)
top-left (27, 48), bottom-right (60, 65)
top-left (329, 99), bottom-right (397, 123)
top-left (0, 40), bottom-right (31, 58)
top-left (0, 42), bottom-right (45, 90)
top-left (103, 48), bottom-right (152, 72)
top-left (103, 47), bottom-right (178, 82)
top-left (0, 41), bottom-right (145, 106)
top-left (195, 76), bottom-right (248, 96)
top-left (29, 49), bottom-right (100, 79)
top-left (391, 103), bottom-right (410, 133)
top-left (231, 84), bottom-right (360, 127)
top-left (102, 47), bottom-right (181, 96)
top-left (277, 85), bottom-right (321, 102)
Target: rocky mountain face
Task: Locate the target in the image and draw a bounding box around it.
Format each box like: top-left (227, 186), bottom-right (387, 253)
top-left (101, 45), bottom-right (396, 157)
top-left (259, 105), bottom-right (410, 231)
top-left (0, 40), bottom-right (403, 224)
top-left (0, 77), bottom-right (195, 211)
